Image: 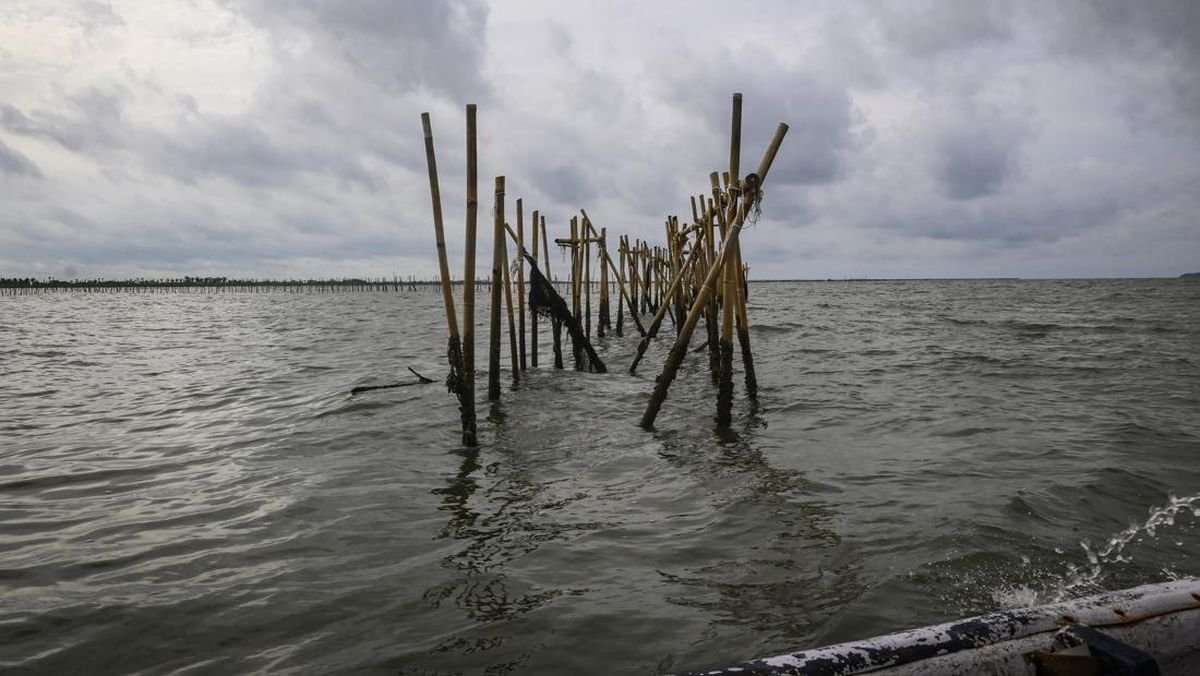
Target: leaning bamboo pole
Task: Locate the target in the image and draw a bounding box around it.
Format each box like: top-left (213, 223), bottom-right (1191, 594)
top-left (516, 199), bottom-right (526, 371)
top-left (461, 104), bottom-right (480, 445)
top-left (502, 221), bottom-right (519, 384)
top-left (641, 122), bottom-right (788, 428)
top-left (488, 176), bottom-right (505, 401)
top-left (421, 112), bottom-right (472, 443)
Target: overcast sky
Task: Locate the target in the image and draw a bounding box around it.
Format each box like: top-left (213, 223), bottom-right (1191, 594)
top-left (2, 1), bottom-right (1198, 280)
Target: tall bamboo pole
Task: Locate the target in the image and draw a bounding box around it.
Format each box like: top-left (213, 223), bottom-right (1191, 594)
top-left (716, 93), bottom-right (743, 427)
top-left (641, 122), bottom-right (788, 428)
top-left (570, 216), bottom-right (580, 322)
top-left (516, 199), bottom-right (526, 371)
top-left (616, 237), bottom-right (626, 336)
top-left (461, 104), bottom-right (479, 445)
top-left (704, 197), bottom-right (720, 380)
top-left (598, 227), bottom-right (609, 337)
top-left (584, 221), bottom-right (592, 339)
top-left (421, 112), bottom-right (473, 441)
top-left (488, 176), bottom-right (505, 401)
top-left (421, 113), bottom-right (459, 339)
top-left (541, 215), bottom-right (551, 284)
top-left (530, 208), bottom-right (539, 368)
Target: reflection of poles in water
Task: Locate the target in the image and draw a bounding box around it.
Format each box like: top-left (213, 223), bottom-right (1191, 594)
top-left (426, 440), bottom-right (562, 625)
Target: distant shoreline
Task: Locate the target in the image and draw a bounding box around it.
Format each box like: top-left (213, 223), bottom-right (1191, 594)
top-left (1, 275), bottom-right (1192, 291)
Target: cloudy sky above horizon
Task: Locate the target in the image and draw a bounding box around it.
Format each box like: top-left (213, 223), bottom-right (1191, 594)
top-left (2, 0), bottom-right (1198, 280)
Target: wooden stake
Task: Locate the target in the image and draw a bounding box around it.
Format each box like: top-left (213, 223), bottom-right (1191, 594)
top-left (530, 208), bottom-right (539, 368)
top-left (628, 239), bottom-right (704, 375)
top-left (421, 112), bottom-right (472, 443)
top-left (420, 113), bottom-right (459, 339)
top-left (488, 175), bottom-right (505, 401)
top-left (598, 227), bottom-right (609, 338)
top-left (461, 104), bottom-right (479, 445)
top-left (516, 199), bottom-right (526, 371)
top-left (584, 219), bottom-right (592, 339)
top-left (641, 122), bottom-right (788, 428)
top-left (503, 219), bottom-right (519, 384)
top-left (579, 211), bottom-right (645, 336)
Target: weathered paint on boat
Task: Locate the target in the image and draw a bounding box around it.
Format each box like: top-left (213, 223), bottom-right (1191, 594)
top-left (681, 579), bottom-right (1200, 675)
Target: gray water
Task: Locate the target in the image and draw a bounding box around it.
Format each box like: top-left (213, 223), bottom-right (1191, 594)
top-left (2, 279), bottom-right (1198, 675)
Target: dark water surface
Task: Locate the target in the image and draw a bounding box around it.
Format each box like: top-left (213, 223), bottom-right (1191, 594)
top-left (2, 279), bottom-right (1199, 674)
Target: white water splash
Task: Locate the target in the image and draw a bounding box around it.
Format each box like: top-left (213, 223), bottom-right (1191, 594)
top-left (990, 493), bottom-right (1200, 609)
top-left (1057, 493), bottom-right (1200, 600)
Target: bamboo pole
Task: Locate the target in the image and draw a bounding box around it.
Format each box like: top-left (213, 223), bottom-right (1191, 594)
top-left (716, 93), bottom-right (743, 427)
top-left (641, 122), bottom-right (788, 428)
top-left (540, 215), bottom-right (551, 281)
top-left (616, 236), bottom-right (626, 336)
top-left (704, 196), bottom-right (720, 380)
top-left (420, 112), bottom-right (473, 443)
top-left (502, 220), bottom-right (519, 384)
top-left (420, 113), bottom-right (459, 340)
top-left (530, 208), bottom-right (539, 368)
top-left (734, 237), bottom-right (756, 399)
top-left (461, 104), bottom-right (479, 445)
top-left (598, 227), bottom-right (609, 337)
top-left (579, 211), bottom-right (646, 336)
top-left (716, 181), bottom-right (737, 427)
top-left (516, 199), bottom-right (526, 371)
top-left (628, 239), bottom-right (705, 375)
top-left (488, 176), bottom-right (505, 401)
top-left (584, 217), bottom-right (592, 339)
top-left (570, 216), bottom-right (580, 323)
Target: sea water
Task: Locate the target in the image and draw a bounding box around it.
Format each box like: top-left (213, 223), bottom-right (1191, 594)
top-left (2, 279), bottom-right (1198, 673)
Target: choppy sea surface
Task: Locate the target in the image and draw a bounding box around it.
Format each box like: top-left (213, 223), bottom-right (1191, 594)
top-left (2, 279), bottom-right (1198, 675)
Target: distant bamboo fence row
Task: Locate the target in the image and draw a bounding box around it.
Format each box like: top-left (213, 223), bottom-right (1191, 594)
top-left (0, 277), bottom-right (445, 294)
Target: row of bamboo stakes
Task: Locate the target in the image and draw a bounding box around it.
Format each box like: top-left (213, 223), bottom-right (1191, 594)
top-left (421, 95), bottom-right (787, 445)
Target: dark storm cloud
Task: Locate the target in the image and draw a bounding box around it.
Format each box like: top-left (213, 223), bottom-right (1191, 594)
top-left (665, 57), bottom-right (855, 188)
top-left (0, 138), bottom-right (42, 177)
top-left (229, 0), bottom-right (490, 100)
top-left (933, 115), bottom-right (1029, 201)
top-left (875, 1), bottom-right (1012, 57)
top-left (157, 116), bottom-right (379, 189)
top-left (527, 163), bottom-right (597, 207)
